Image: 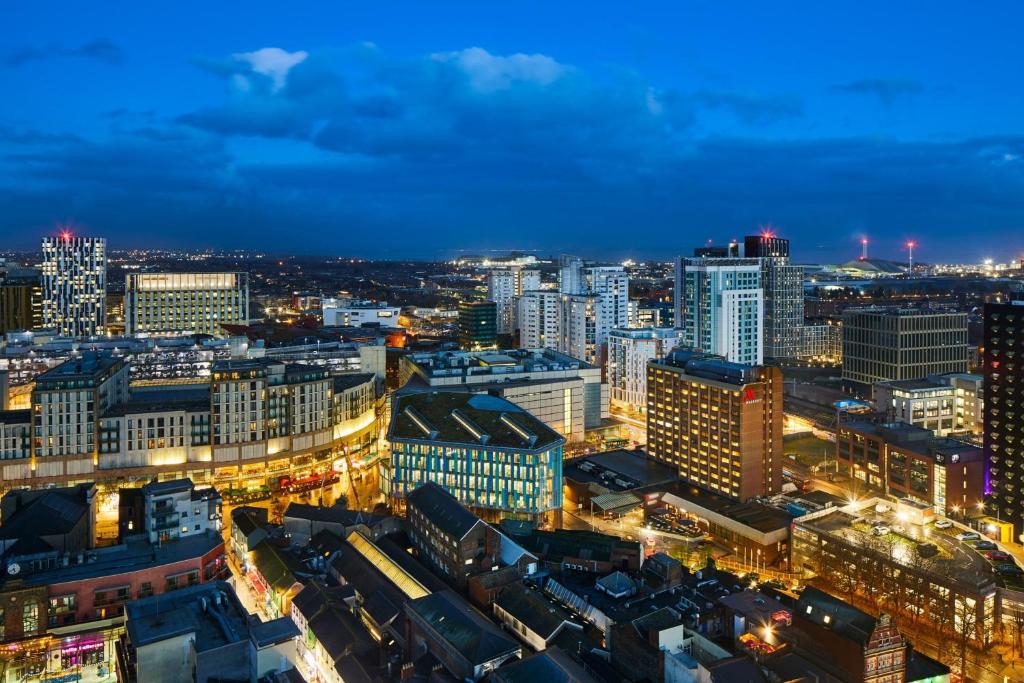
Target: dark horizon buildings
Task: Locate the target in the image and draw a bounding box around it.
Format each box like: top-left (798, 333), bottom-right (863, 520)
top-left (458, 299), bottom-right (498, 351)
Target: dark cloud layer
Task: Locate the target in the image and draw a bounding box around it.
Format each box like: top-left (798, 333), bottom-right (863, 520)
top-left (3, 39), bottom-right (123, 67)
top-left (1, 45), bottom-right (1022, 261)
top-left (832, 78), bottom-right (924, 106)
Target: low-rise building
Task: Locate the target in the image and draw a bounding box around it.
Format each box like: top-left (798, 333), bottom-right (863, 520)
top-left (405, 589), bottom-right (522, 681)
top-left (836, 421), bottom-right (984, 514)
top-left (138, 478), bottom-right (222, 544)
top-left (872, 378), bottom-right (957, 435)
top-left (406, 482), bottom-right (497, 586)
top-left (322, 299), bottom-right (401, 328)
top-left (282, 503), bottom-right (400, 546)
top-left (491, 647), bottom-right (601, 683)
top-left (938, 372), bottom-right (983, 435)
top-left (492, 582), bottom-right (583, 652)
top-left (118, 581), bottom-right (298, 683)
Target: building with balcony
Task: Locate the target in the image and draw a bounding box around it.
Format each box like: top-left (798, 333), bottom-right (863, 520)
top-left (606, 327), bottom-right (683, 414)
top-left (40, 235), bottom-right (107, 338)
top-left (138, 478), bottom-right (221, 544)
top-left (0, 355), bottom-right (380, 492)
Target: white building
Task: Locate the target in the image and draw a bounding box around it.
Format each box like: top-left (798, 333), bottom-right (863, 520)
top-left (607, 327), bottom-right (684, 413)
top-left (398, 347), bottom-right (608, 441)
top-left (587, 267), bottom-right (630, 349)
top-left (487, 267), bottom-right (541, 335)
top-left (940, 372), bottom-right (983, 435)
top-left (517, 291), bottom-right (561, 350)
top-left (872, 378), bottom-right (957, 436)
top-left (41, 235), bottom-right (107, 337)
top-left (321, 298), bottom-right (401, 328)
top-left (139, 478), bottom-right (222, 544)
top-left (674, 257), bottom-right (763, 365)
top-left (560, 293), bottom-right (599, 366)
top-left (125, 272), bottom-right (249, 337)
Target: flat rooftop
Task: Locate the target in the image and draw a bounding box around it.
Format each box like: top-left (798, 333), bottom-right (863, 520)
top-left (657, 482), bottom-right (792, 534)
top-left (404, 348), bottom-right (597, 377)
top-left (564, 449), bottom-right (677, 491)
top-left (876, 378), bottom-right (950, 391)
top-left (35, 353), bottom-right (123, 384)
top-left (14, 530), bottom-right (222, 587)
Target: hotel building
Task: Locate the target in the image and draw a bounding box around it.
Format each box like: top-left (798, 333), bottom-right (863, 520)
top-left (386, 391), bottom-right (565, 525)
top-left (40, 235), bottom-right (107, 337)
top-left (125, 272), bottom-right (249, 337)
top-left (646, 350), bottom-right (783, 501)
top-left (985, 301), bottom-right (1024, 535)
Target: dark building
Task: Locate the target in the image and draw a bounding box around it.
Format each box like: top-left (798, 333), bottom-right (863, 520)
top-left (985, 301), bottom-right (1024, 535)
top-left (0, 483), bottom-right (96, 557)
top-left (842, 307), bottom-right (968, 396)
top-left (743, 234), bottom-right (790, 258)
top-left (0, 272), bottom-right (43, 334)
top-left (405, 482), bottom-right (498, 587)
top-left (694, 242), bottom-right (740, 258)
top-left (458, 300), bottom-right (498, 351)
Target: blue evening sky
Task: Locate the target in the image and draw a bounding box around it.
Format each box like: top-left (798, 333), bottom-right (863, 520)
top-left (1, 1), bottom-right (1022, 262)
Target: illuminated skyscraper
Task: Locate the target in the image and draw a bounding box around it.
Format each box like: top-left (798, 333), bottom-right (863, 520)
top-left (745, 234), bottom-right (804, 360)
top-left (674, 257), bottom-right (763, 365)
top-left (41, 234), bottom-right (107, 337)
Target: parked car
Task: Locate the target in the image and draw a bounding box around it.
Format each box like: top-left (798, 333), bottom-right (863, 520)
top-left (974, 541), bottom-right (997, 551)
top-left (956, 532), bottom-right (980, 542)
top-left (985, 550), bottom-right (1012, 562)
top-left (873, 525), bottom-right (891, 536)
top-left (995, 563), bottom-right (1024, 576)
top-left (933, 519), bottom-right (953, 530)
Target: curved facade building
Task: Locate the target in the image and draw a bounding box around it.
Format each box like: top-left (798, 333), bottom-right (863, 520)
top-left (0, 353), bottom-right (380, 492)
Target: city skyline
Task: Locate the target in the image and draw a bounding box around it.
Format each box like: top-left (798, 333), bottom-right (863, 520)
top-left (2, 2), bottom-right (1024, 262)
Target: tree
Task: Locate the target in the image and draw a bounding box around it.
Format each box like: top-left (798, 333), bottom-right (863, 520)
top-left (951, 595), bottom-right (979, 680)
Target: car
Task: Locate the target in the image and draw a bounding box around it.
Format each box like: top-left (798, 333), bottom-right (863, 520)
top-left (985, 550), bottom-right (1012, 562)
top-left (892, 524), bottom-right (905, 534)
top-left (974, 541), bottom-right (997, 551)
top-left (995, 563), bottom-right (1024, 576)
top-left (933, 519), bottom-right (953, 530)
top-left (956, 532), bottom-right (980, 542)
top-left (873, 525), bottom-right (891, 536)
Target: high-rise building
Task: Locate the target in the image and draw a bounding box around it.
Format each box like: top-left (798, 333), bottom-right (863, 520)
top-left (517, 290), bottom-right (561, 350)
top-left (458, 300), bottom-right (498, 350)
top-left (984, 301), bottom-right (1024, 535)
top-left (487, 267), bottom-right (540, 335)
top-left (674, 257), bottom-right (763, 365)
top-left (560, 293), bottom-right (599, 365)
top-left (387, 391), bottom-right (565, 525)
top-left (646, 349), bottom-right (783, 501)
top-left (41, 235), bottom-right (107, 337)
top-left (841, 308), bottom-right (968, 395)
top-left (587, 267), bottom-right (630, 349)
top-left (744, 234), bottom-right (803, 360)
top-left (607, 327), bottom-right (683, 414)
top-left (125, 272), bottom-right (249, 337)
top-left (558, 255), bottom-right (585, 295)
top-left (0, 268), bottom-right (42, 334)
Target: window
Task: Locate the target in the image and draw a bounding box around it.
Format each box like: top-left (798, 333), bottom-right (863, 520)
top-left (22, 602), bottom-right (39, 635)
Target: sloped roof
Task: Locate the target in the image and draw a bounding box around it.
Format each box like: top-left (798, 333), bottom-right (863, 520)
top-left (797, 586), bottom-right (877, 646)
top-left (596, 571), bottom-right (635, 596)
top-left (406, 482), bottom-right (483, 540)
top-left (494, 583), bottom-right (574, 640)
top-left (407, 589), bottom-right (520, 666)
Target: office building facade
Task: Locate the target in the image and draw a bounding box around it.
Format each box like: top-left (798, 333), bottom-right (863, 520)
top-left (40, 235), bottom-right (107, 337)
top-left (872, 379), bottom-right (957, 436)
top-left (607, 327), bottom-right (683, 414)
top-left (984, 301), bottom-right (1024, 534)
top-left (458, 300), bottom-right (498, 351)
top-left (674, 258), bottom-right (764, 365)
top-left (841, 308), bottom-right (968, 395)
top-left (646, 350), bottom-right (783, 501)
top-left (387, 391), bottom-right (565, 525)
top-left (125, 272), bottom-right (249, 337)
top-left (321, 298), bottom-right (401, 328)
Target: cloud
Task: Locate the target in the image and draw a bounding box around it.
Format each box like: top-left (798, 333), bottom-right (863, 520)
top-left (694, 89), bottom-right (803, 125)
top-left (832, 78), bottom-right (923, 105)
top-left (3, 39), bottom-right (123, 67)
top-left (233, 47), bottom-right (308, 92)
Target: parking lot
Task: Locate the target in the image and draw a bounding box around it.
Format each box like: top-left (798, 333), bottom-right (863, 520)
top-left (812, 505), bottom-right (1014, 589)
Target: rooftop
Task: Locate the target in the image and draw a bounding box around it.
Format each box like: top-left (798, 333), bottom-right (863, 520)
top-left (406, 589), bottom-right (521, 666)
top-left (12, 531), bottom-right (222, 587)
top-left (875, 378), bottom-right (951, 392)
top-left (35, 353), bottom-right (123, 385)
top-left (658, 482), bottom-right (793, 534)
top-left (389, 390), bottom-right (564, 451)
top-left (404, 348), bottom-right (597, 378)
top-left (406, 482), bottom-right (483, 540)
top-left (494, 583), bottom-right (577, 640)
top-left (491, 647), bottom-right (599, 683)
top-left (564, 449), bottom-right (677, 491)
top-left (654, 349), bottom-right (758, 385)
top-left (0, 483), bottom-right (94, 545)
top-left (104, 386), bottom-right (210, 417)
top-left (332, 372), bottom-right (376, 392)
top-left (796, 586), bottom-right (878, 646)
